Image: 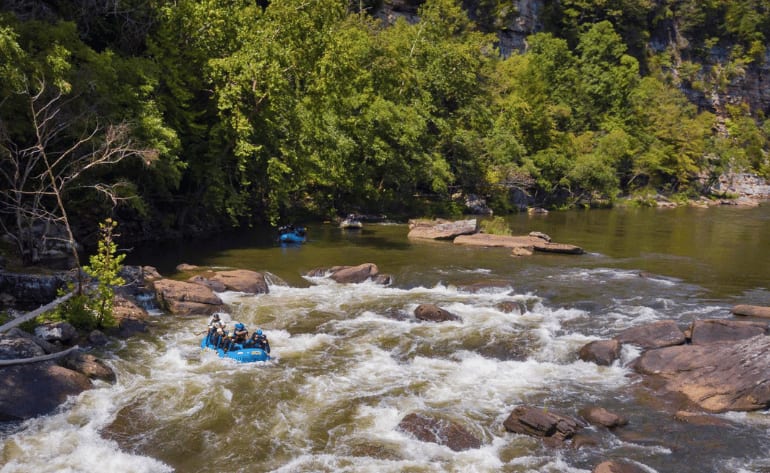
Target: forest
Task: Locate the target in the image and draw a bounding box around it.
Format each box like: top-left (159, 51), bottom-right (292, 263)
top-left (1, 0), bottom-right (769, 262)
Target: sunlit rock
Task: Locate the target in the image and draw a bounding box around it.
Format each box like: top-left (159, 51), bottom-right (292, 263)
top-left (503, 405), bottom-right (585, 446)
top-left (633, 335), bottom-right (770, 412)
top-left (615, 319), bottom-right (686, 349)
top-left (688, 319), bottom-right (768, 344)
top-left (578, 339), bottom-right (621, 366)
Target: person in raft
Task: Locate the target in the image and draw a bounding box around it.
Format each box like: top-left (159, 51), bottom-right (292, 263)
top-left (247, 329), bottom-right (270, 353)
top-left (224, 323), bottom-right (249, 352)
top-left (207, 313), bottom-right (226, 346)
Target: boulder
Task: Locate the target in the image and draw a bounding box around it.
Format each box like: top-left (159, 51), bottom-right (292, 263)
top-left (414, 304), bottom-right (461, 323)
top-left (578, 339), bottom-right (621, 366)
top-left (329, 264), bottom-right (379, 284)
top-left (152, 278), bottom-right (224, 316)
top-left (689, 319), bottom-right (768, 344)
top-left (305, 263), bottom-right (390, 285)
top-left (62, 352), bottom-right (116, 382)
top-left (34, 321), bottom-right (78, 344)
top-left (110, 294), bottom-right (149, 338)
top-left (593, 460), bottom-right (649, 473)
top-left (397, 412), bottom-right (482, 451)
top-left (188, 275), bottom-right (227, 292)
top-left (615, 320), bottom-right (686, 349)
top-left (210, 269), bottom-right (269, 294)
top-left (732, 304), bottom-right (770, 319)
top-left (579, 407), bottom-right (628, 428)
top-left (0, 363), bottom-right (92, 421)
top-left (0, 333), bottom-right (46, 359)
top-left (407, 219), bottom-right (478, 240)
top-left (453, 233), bottom-right (584, 254)
top-left (633, 335), bottom-right (770, 412)
top-left (503, 405), bottom-right (585, 446)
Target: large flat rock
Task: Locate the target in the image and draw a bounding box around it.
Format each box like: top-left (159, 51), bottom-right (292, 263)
top-left (453, 234), bottom-right (584, 254)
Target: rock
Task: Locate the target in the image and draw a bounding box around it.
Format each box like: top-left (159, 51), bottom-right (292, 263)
top-left (0, 333), bottom-right (46, 359)
top-left (407, 219), bottom-right (478, 240)
top-left (397, 412), bottom-right (481, 451)
top-left (633, 335), bottom-right (770, 412)
top-left (175, 263), bottom-right (199, 272)
top-left (497, 300), bottom-right (527, 314)
top-left (453, 233), bottom-right (584, 254)
top-left (689, 319), bottom-right (768, 344)
top-left (732, 304), bottom-right (770, 319)
top-left (188, 274), bottom-right (227, 292)
top-left (414, 304), bottom-right (461, 322)
top-left (329, 264), bottom-right (379, 284)
top-left (4, 327), bottom-right (58, 354)
top-left (305, 263), bottom-right (387, 284)
top-left (62, 352), bottom-right (116, 382)
top-left (578, 339), bottom-right (621, 366)
top-left (110, 294), bottom-right (149, 338)
top-left (0, 363), bottom-right (92, 421)
top-left (34, 321), bottom-right (78, 344)
top-left (88, 330), bottom-right (109, 346)
top-left (528, 231), bottom-right (551, 242)
top-left (211, 269), bottom-right (269, 294)
top-left (673, 410), bottom-right (735, 427)
top-left (615, 320), bottom-right (686, 349)
top-left (0, 270), bottom-right (71, 310)
top-left (579, 407), bottom-right (628, 428)
top-left (593, 460), bottom-right (649, 473)
top-left (511, 246), bottom-right (534, 257)
top-left (152, 278), bottom-right (224, 316)
top-left (503, 406), bottom-right (585, 445)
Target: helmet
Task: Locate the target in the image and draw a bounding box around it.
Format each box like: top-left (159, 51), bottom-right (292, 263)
top-left (235, 323), bottom-right (245, 330)
top-left (213, 313), bottom-right (220, 320)
top-left (257, 329), bottom-right (263, 335)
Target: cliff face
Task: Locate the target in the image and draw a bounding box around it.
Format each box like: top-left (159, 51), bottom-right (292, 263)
top-left (376, 0), bottom-right (770, 120)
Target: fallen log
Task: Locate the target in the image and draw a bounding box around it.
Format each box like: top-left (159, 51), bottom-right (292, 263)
top-left (0, 345), bottom-right (81, 366)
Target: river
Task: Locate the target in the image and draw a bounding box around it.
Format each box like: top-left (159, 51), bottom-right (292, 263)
top-left (2, 205), bottom-right (770, 473)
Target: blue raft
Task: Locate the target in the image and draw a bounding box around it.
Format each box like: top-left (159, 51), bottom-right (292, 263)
top-left (279, 227), bottom-right (306, 244)
top-left (200, 336), bottom-right (270, 363)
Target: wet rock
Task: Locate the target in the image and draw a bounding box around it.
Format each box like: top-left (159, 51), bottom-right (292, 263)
top-left (689, 319), bottom-right (768, 344)
top-left (633, 335), bottom-right (770, 412)
top-left (175, 263), bottom-right (199, 272)
top-left (615, 320), bottom-right (686, 349)
top-left (329, 263), bottom-right (379, 284)
top-left (34, 321), bottom-right (78, 344)
top-left (62, 352), bottom-right (116, 382)
top-left (397, 412), bottom-right (481, 451)
top-left (732, 304), bottom-right (770, 319)
top-left (579, 407), bottom-right (628, 428)
top-left (152, 278), bottom-right (224, 316)
top-left (578, 339), bottom-right (621, 366)
top-left (593, 460), bottom-right (649, 473)
top-left (306, 263), bottom-right (386, 284)
top-left (188, 274), bottom-right (227, 292)
top-left (511, 246), bottom-right (534, 257)
top-left (459, 280), bottom-right (513, 293)
top-left (407, 218), bottom-right (478, 240)
top-left (414, 304), bottom-right (461, 323)
top-left (0, 363), bottom-right (92, 421)
top-left (453, 233), bottom-right (584, 254)
top-left (502, 405), bottom-right (585, 446)
top-left (211, 269), bottom-right (269, 294)
top-left (496, 300), bottom-right (527, 314)
top-left (673, 410), bottom-right (735, 427)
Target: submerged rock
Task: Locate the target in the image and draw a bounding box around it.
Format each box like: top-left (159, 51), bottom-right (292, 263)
top-left (414, 303), bottom-right (461, 323)
top-left (397, 412), bottom-right (481, 451)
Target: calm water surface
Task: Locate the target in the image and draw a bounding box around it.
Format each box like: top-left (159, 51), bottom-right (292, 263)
top-left (2, 205), bottom-right (770, 473)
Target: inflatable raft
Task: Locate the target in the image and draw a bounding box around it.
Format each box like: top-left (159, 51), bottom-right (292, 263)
top-left (200, 336), bottom-right (270, 363)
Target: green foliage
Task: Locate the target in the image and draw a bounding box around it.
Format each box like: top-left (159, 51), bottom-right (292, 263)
top-left (480, 216), bottom-right (512, 235)
top-left (81, 219), bottom-right (125, 329)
